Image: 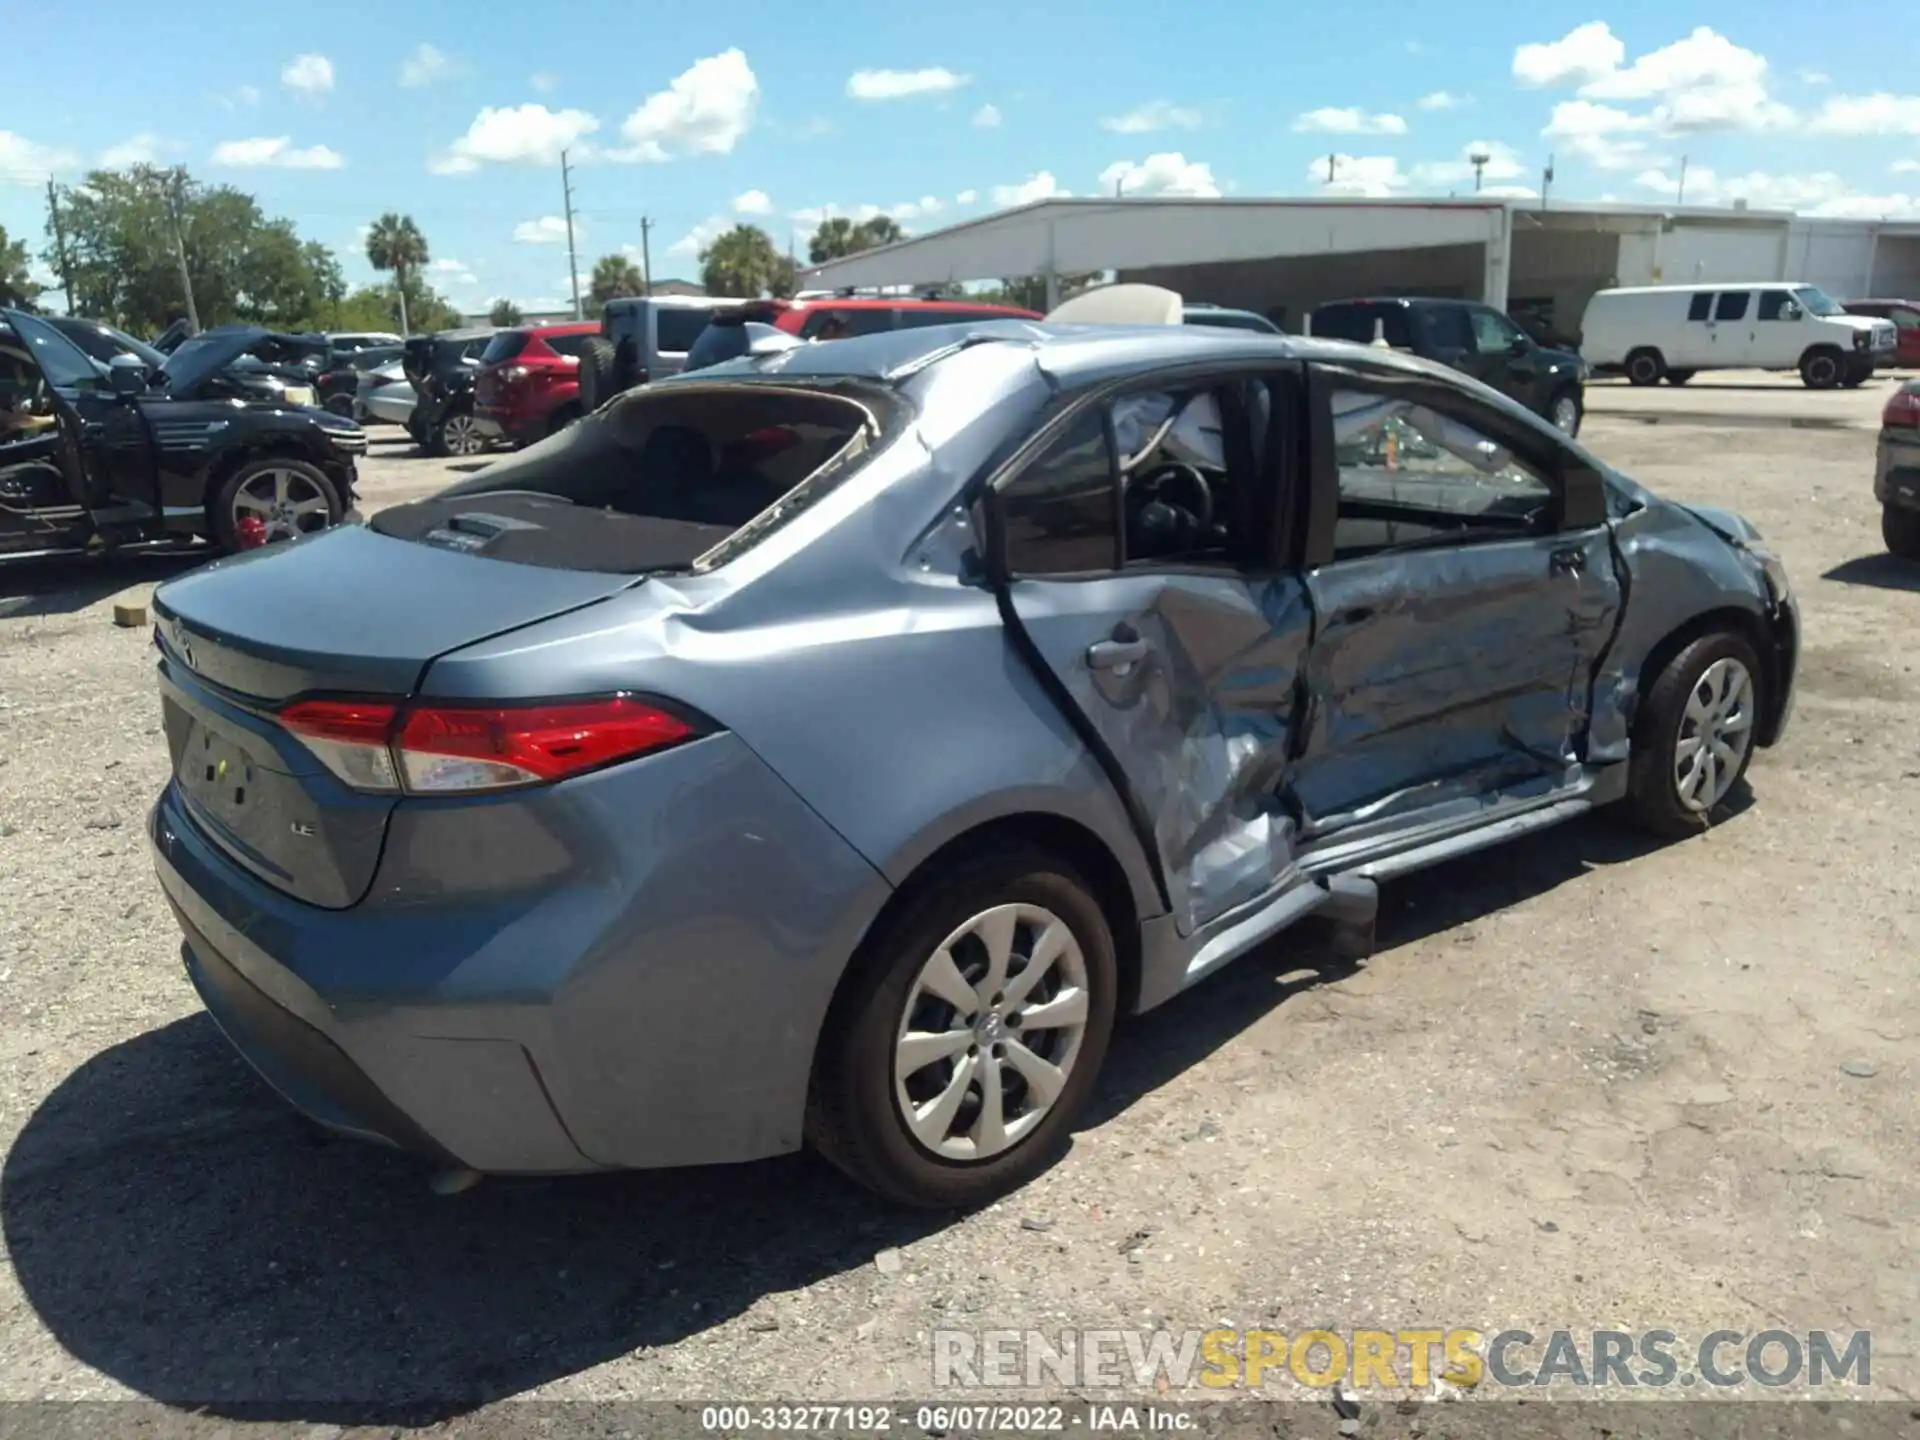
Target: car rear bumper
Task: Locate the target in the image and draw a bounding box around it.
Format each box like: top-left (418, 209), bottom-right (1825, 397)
top-left (1876, 432), bottom-right (1920, 512)
top-left (473, 405), bottom-right (545, 446)
top-left (149, 732), bottom-right (891, 1175)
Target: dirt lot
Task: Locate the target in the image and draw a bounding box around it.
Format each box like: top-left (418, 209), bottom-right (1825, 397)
top-left (0, 377), bottom-right (1915, 1426)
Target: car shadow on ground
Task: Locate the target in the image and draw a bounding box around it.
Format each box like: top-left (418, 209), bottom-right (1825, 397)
top-left (1822, 554), bottom-right (1920, 593)
top-left (0, 812), bottom-right (1681, 1423)
top-left (0, 552), bottom-right (206, 620)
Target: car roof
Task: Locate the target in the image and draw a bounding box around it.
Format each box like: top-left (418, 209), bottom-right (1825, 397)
top-left (1313, 296), bottom-right (1461, 309)
top-left (524, 320), bottom-right (599, 334)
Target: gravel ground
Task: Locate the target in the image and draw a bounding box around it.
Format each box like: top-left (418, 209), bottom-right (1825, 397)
top-left (0, 388), bottom-right (1915, 1430)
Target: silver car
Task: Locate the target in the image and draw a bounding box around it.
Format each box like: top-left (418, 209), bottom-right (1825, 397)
top-left (148, 304), bottom-right (1798, 1207)
top-left (354, 359), bottom-right (416, 426)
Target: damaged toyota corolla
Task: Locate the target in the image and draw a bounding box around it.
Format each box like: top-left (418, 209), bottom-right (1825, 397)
top-left (147, 289), bottom-right (1797, 1207)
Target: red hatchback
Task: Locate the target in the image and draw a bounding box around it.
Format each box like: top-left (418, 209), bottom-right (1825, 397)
top-left (474, 322), bottom-right (599, 446)
top-left (1844, 300), bottom-right (1920, 368)
top-left (742, 295), bottom-right (1041, 339)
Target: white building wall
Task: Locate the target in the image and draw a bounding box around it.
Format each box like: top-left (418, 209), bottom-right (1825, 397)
top-left (1615, 225), bottom-right (1791, 287)
top-left (1785, 224), bottom-right (1879, 296)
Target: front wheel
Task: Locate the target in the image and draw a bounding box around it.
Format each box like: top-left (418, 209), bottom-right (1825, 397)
top-left (1885, 504), bottom-right (1920, 559)
top-left (806, 846), bottom-right (1118, 1208)
top-left (1547, 387), bottom-right (1583, 436)
top-left (210, 457), bottom-right (342, 552)
top-left (1799, 348), bottom-right (1844, 390)
top-left (1621, 631), bottom-right (1764, 838)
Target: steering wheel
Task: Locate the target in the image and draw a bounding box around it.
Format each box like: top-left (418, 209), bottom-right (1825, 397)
top-left (1130, 461), bottom-right (1215, 530)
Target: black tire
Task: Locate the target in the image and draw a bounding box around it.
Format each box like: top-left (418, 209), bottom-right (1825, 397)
top-left (208, 456), bottom-right (343, 553)
top-left (1799, 347), bottom-right (1844, 390)
top-left (1664, 369), bottom-right (1695, 386)
top-left (1625, 349), bottom-right (1666, 387)
top-left (1841, 359), bottom-right (1872, 389)
top-left (324, 393), bottom-right (355, 417)
top-left (426, 400), bottom-right (483, 459)
top-left (1621, 630), bottom-right (1765, 839)
top-left (577, 337), bottom-right (616, 413)
top-left (806, 844), bottom-right (1119, 1208)
top-left (1884, 504), bottom-right (1920, 559)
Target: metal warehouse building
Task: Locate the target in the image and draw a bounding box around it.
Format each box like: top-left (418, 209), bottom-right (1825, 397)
top-left (797, 197), bottom-right (1920, 340)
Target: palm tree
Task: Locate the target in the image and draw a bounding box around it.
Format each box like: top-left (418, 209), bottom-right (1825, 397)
top-left (699, 224), bottom-right (783, 299)
top-left (365, 213), bottom-right (429, 336)
top-left (809, 215), bottom-right (908, 265)
top-left (588, 253), bottom-right (644, 316)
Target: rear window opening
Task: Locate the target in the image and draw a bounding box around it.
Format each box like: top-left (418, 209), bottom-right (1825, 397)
top-left (481, 331), bottom-right (530, 364)
top-left (371, 383), bottom-right (896, 574)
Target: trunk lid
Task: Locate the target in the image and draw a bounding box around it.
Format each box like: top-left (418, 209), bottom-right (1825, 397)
top-left (152, 524), bottom-right (635, 908)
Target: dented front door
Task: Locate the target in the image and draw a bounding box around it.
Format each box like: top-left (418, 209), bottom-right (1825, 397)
top-left (992, 378), bottom-right (1311, 936)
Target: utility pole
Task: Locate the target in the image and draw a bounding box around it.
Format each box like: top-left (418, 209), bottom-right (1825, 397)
top-left (1676, 156), bottom-right (1689, 206)
top-left (1541, 154), bottom-right (1555, 210)
top-left (639, 216), bottom-right (653, 297)
top-left (1470, 149), bottom-right (1491, 193)
top-left (1326, 153), bottom-right (1338, 184)
top-left (45, 180), bottom-right (76, 314)
top-left (165, 169), bottom-right (200, 335)
top-left (561, 148), bottom-right (583, 320)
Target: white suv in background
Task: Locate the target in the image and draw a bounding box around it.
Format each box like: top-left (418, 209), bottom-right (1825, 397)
top-left (1580, 283), bottom-right (1898, 389)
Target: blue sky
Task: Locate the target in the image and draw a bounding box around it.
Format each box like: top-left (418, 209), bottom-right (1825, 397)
top-left (5, 2), bottom-right (1918, 313)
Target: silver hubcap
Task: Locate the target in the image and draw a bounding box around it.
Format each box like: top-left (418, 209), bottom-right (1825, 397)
top-left (1674, 657), bottom-right (1755, 813)
top-left (443, 413), bottom-right (483, 454)
top-left (894, 903), bottom-right (1091, 1161)
top-left (232, 468), bottom-right (331, 542)
top-left (1552, 396), bottom-right (1579, 432)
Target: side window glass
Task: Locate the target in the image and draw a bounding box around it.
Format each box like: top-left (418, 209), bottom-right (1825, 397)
top-left (1757, 291), bottom-right (1796, 321)
top-left (1328, 387), bottom-right (1554, 561)
top-left (1114, 382), bottom-right (1263, 568)
top-left (546, 334), bottom-right (589, 358)
top-left (1714, 291), bottom-right (1750, 322)
top-left (1468, 308), bottom-right (1522, 354)
top-left (1687, 293), bottom-right (1714, 322)
top-left (1892, 308), bottom-right (1920, 331)
top-left (1422, 306), bottom-right (1473, 352)
top-left (5, 316), bottom-right (103, 393)
top-left (999, 408), bottom-right (1118, 575)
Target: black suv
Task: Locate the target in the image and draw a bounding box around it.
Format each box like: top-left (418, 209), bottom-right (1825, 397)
top-left (402, 327), bottom-right (498, 457)
top-left (1, 309), bottom-right (365, 561)
top-left (1307, 297), bottom-right (1587, 436)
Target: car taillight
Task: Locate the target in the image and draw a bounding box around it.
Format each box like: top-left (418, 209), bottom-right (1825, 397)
top-left (504, 364), bottom-right (531, 382)
top-left (279, 695), bottom-right (700, 794)
top-left (1884, 389), bottom-right (1920, 428)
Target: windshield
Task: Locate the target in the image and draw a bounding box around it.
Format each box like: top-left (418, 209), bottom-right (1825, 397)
top-left (1792, 286), bottom-right (1846, 318)
top-left (54, 320), bottom-right (167, 370)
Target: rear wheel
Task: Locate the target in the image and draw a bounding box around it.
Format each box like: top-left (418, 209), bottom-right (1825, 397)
top-left (1626, 349), bottom-right (1666, 387)
top-left (577, 337), bottom-right (616, 413)
top-left (1664, 369), bottom-right (1695, 386)
top-left (1884, 504), bottom-right (1920, 559)
top-left (211, 457), bottom-right (342, 553)
top-left (806, 845), bottom-right (1118, 1208)
top-left (324, 393), bottom-right (355, 417)
top-left (1799, 347), bottom-right (1844, 389)
top-left (428, 402), bottom-right (486, 458)
top-left (1622, 631), bottom-right (1764, 838)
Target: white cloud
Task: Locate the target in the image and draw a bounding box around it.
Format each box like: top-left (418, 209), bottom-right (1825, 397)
top-left (400, 43), bottom-right (458, 88)
top-left (429, 256), bottom-right (479, 287)
top-left (992, 171), bottom-right (1069, 206)
top-left (434, 103), bottom-right (599, 173)
top-left (281, 53), bottom-right (334, 98)
top-left (530, 72), bottom-right (556, 93)
top-left (1293, 107), bottom-right (1409, 136)
top-left (1543, 100), bottom-right (1662, 170)
top-left (1410, 141), bottom-right (1527, 188)
top-left (845, 67), bottom-right (970, 101)
top-left (0, 130), bottom-right (78, 181)
top-left (211, 136), bottom-right (345, 169)
top-left (513, 215), bottom-right (572, 244)
top-left (894, 194), bottom-right (945, 219)
top-left (1630, 164), bottom-right (1920, 217)
top-left (955, 188), bottom-right (979, 205)
top-left (1099, 152), bottom-right (1221, 198)
top-left (1801, 69), bottom-right (1831, 85)
top-left (972, 104), bottom-right (1002, 129)
top-left (1417, 91), bottom-right (1469, 111)
top-left (1516, 24), bottom-right (1792, 135)
top-left (1308, 155), bottom-right (1408, 197)
top-left (668, 214), bottom-right (731, 257)
top-left (1809, 94), bottom-right (1920, 136)
top-left (733, 188), bottom-right (773, 215)
top-left (213, 84), bottom-right (261, 110)
top-left (1514, 21), bottom-right (1625, 88)
top-left (1100, 101), bottom-right (1203, 134)
top-left (98, 133), bottom-right (175, 168)
top-left (614, 49), bottom-right (758, 161)
top-left (1895, 159), bottom-right (1920, 175)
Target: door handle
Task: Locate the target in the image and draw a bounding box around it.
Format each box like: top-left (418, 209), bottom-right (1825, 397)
top-left (1333, 605), bottom-right (1375, 625)
top-left (1549, 545), bottom-right (1586, 575)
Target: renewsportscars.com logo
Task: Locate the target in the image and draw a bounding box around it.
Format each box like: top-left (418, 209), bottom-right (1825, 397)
top-left (931, 1328), bottom-right (1873, 1392)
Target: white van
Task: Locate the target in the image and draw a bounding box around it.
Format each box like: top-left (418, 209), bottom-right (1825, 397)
top-left (1579, 283), bottom-right (1897, 389)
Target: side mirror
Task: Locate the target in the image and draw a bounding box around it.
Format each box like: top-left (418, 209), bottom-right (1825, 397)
top-left (1783, 304), bottom-right (1802, 321)
top-left (107, 354), bottom-right (148, 398)
top-left (1509, 335), bottom-right (1532, 355)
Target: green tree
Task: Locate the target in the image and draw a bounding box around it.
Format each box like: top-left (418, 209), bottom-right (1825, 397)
top-left (0, 224), bottom-right (40, 309)
top-left (587, 252), bottom-right (644, 317)
top-left (699, 224), bottom-right (785, 298)
top-left (488, 297), bottom-right (525, 326)
top-left (41, 165), bottom-right (346, 333)
top-left (365, 212), bottom-right (430, 336)
top-left (304, 241), bottom-right (347, 328)
top-left (807, 215), bottom-right (908, 264)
